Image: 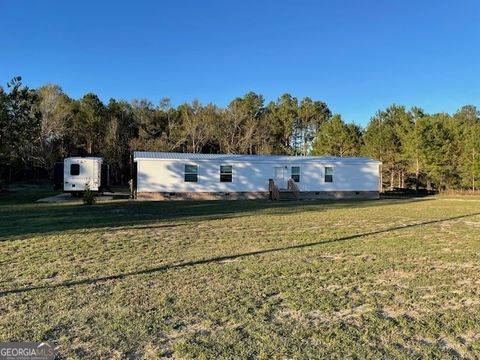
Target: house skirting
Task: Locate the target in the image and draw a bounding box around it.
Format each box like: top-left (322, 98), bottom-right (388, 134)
top-left (298, 191), bottom-right (379, 200)
top-left (136, 191), bottom-right (270, 200)
top-left (136, 191), bottom-right (379, 200)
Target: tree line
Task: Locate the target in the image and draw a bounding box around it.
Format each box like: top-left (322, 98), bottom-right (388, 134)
top-left (1, 77), bottom-right (479, 192)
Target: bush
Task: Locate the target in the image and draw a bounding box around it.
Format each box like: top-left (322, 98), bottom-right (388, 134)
top-left (83, 184), bottom-right (96, 205)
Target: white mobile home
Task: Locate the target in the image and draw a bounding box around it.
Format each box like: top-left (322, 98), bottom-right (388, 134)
top-left (132, 152), bottom-right (381, 200)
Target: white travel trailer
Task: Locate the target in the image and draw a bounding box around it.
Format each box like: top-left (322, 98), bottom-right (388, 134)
top-left (54, 157), bottom-right (109, 194)
top-left (132, 151), bottom-right (381, 200)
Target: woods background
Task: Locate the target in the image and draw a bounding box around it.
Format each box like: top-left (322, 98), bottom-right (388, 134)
top-left (1, 77), bottom-right (479, 192)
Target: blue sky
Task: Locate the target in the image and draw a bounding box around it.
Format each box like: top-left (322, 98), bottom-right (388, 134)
top-left (2, 0), bottom-right (479, 126)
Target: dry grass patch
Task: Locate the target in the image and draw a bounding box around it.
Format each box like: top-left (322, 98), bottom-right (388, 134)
top-left (2, 190), bottom-right (480, 358)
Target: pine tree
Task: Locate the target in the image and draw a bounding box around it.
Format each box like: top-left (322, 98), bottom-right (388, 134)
top-left (455, 106), bottom-right (480, 191)
top-left (312, 115), bottom-right (361, 157)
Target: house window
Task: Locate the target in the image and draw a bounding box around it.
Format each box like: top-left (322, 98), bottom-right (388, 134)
top-left (184, 164), bottom-right (198, 182)
top-left (220, 165), bottom-right (232, 182)
top-left (70, 164), bottom-right (80, 176)
top-left (291, 166), bottom-right (300, 182)
top-left (325, 166), bottom-right (334, 183)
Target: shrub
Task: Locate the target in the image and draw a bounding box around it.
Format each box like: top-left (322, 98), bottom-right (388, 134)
top-left (83, 184), bottom-right (96, 205)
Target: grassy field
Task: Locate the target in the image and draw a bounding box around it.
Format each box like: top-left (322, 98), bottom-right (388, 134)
top-left (1, 187), bottom-right (480, 359)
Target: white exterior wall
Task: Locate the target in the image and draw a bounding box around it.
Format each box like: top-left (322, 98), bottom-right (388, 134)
top-left (136, 159), bottom-right (379, 193)
top-left (64, 157), bottom-right (102, 192)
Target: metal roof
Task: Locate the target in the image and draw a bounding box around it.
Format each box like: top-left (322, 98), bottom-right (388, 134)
top-left (133, 151), bottom-right (381, 164)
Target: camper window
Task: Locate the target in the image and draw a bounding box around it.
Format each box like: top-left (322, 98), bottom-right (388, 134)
top-left (184, 165), bottom-right (198, 182)
top-left (70, 164), bottom-right (80, 176)
top-left (325, 166), bottom-right (334, 183)
top-left (291, 166), bottom-right (300, 182)
top-left (220, 165), bottom-right (232, 182)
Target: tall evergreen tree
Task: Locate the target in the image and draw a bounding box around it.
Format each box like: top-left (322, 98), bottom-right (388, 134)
top-left (363, 107), bottom-right (401, 191)
top-left (312, 115), bottom-right (362, 157)
top-left (399, 107), bottom-right (426, 191)
top-left (105, 99), bottom-right (137, 183)
top-left (296, 97), bottom-right (331, 155)
top-left (420, 114), bottom-right (458, 190)
top-left (266, 94), bottom-right (298, 154)
top-left (73, 93), bottom-right (107, 155)
top-left (454, 106), bottom-right (480, 191)
top-left (0, 77), bottom-right (40, 177)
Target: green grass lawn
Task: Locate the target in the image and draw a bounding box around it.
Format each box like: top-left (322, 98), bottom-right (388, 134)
top-left (1, 187), bottom-right (480, 359)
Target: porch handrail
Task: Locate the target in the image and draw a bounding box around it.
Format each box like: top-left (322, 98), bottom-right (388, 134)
top-left (287, 178), bottom-right (300, 200)
top-left (268, 178), bottom-right (280, 200)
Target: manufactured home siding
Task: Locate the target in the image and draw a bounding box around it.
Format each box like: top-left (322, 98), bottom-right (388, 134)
top-left (137, 160), bottom-right (271, 193)
top-left (136, 159), bottom-right (380, 193)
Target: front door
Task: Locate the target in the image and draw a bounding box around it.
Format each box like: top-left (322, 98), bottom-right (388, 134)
top-left (274, 166), bottom-right (287, 189)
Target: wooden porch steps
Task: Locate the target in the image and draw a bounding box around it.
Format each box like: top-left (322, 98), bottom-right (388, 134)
top-left (269, 178), bottom-right (300, 201)
top-left (278, 190), bottom-right (298, 201)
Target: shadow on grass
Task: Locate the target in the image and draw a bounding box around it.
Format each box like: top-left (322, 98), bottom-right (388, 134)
top-left (0, 197), bottom-right (430, 240)
top-left (1, 210), bottom-right (479, 297)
